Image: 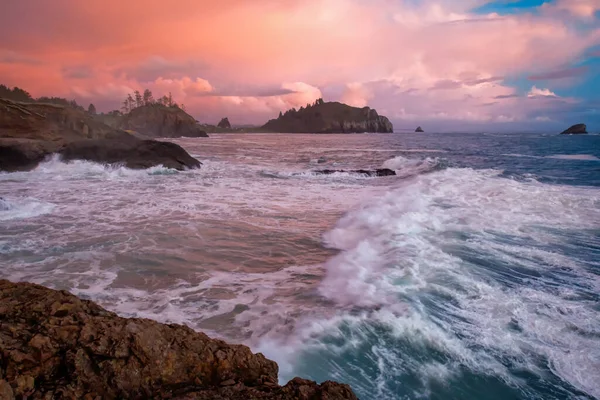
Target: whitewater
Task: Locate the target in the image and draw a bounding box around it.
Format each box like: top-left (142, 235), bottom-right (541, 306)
top-left (1, 132), bottom-right (599, 399)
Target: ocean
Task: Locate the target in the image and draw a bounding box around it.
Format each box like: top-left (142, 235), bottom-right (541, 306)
top-left (1, 132), bottom-right (599, 399)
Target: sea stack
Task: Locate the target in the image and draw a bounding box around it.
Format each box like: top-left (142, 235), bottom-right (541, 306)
top-left (560, 124), bottom-right (587, 134)
top-left (415, 126), bottom-right (424, 133)
top-left (217, 117), bottom-right (232, 129)
top-left (262, 99), bottom-right (393, 133)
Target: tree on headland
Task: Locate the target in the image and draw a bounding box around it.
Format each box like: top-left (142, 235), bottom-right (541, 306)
top-left (143, 89), bottom-right (154, 105)
top-left (0, 84), bottom-right (34, 102)
top-left (87, 103), bottom-right (96, 115)
top-left (134, 90), bottom-right (143, 108)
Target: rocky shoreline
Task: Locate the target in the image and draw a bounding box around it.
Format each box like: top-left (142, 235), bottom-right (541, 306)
top-left (0, 99), bottom-right (202, 172)
top-left (0, 280), bottom-right (357, 399)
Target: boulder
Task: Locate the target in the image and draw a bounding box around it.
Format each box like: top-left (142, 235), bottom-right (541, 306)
top-left (314, 168), bottom-right (396, 177)
top-left (217, 117), bottom-right (232, 130)
top-left (0, 280), bottom-right (357, 400)
top-left (560, 124), bottom-right (587, 134)
top-left (262, 101), bottom-right (393, 133)
top-left (117, 104), bottom-right (208, 138)
top-left (415, 126), bottom-right (424, 133)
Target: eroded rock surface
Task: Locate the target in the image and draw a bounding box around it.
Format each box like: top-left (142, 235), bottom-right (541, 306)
top-left (0, 280), bottom-right (357, 400)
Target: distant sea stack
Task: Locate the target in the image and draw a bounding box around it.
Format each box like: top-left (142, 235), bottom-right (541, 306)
top-left (262, 99), bottom-right (393, 133)
top-left (415, 126), bottom-right (424, 133)
top-left (117, 104), bottom-right (209, 138)
top-left (560, 124), bottom-right (587, 134)
top-left (217, 117), bottom-right (232, 129)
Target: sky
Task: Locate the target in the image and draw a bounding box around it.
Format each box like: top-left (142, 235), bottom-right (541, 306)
top-left (1, 0), bottom-right (599, 132)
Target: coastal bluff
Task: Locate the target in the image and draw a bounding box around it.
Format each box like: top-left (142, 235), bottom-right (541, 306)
top-left (116, 104), bottom-right (209, 138)
top-left (0, 99), bottom-right (201, 172)
top-left (262, 100), bottom-right (393, 133)
top-left (0, 280), bottom-right (357, 400)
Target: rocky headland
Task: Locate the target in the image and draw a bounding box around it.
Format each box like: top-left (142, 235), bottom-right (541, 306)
top-left (262, 100), bottom-right (393, 133)
top-left (560, 124), bottom-right (587, 134)
top-left (0, 280), bottom-right (357, 400)
top-left (0, 99), bottom-right (201, 172)
top-left (415, 126), bottom-right (424, 133)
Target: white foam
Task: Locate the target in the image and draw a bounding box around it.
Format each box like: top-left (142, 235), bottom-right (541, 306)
top-left (0, 197), bottom-right (55, 221)
top-left (546, 154), bottom-right (600, 161)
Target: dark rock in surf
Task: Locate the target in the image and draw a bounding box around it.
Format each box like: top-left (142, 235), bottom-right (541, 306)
top-left (315, 168), bottom-right (396, 177)
top-left (59, 138), bottom-right (202, 170)
top-left (560, 124), bottom-right (587, 134)
top-left (0, 279), bottom-right (358, 400)
top-left (415, 126), bottom-right (424, 133)
top-left (217, 117), bottom-right (232, 130)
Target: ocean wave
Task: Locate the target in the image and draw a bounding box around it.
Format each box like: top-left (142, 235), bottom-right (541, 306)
top-left (0, 196), bottom-right (55, 221)
top-left (258, 167), bottom-right (600, 399)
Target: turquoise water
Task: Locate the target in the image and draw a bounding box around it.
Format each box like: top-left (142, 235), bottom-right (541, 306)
top-left (1, 132), bottom-right (599, 399)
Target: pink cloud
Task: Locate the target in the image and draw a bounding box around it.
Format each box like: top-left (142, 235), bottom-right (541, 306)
top-left (0, 0), bottom-right (598, 125)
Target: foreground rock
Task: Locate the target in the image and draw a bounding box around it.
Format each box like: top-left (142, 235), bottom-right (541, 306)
top-left (263, 100), bottom-right (393, 133)
top-left (0, 99), bottom-right (201, 172)
top-left (117, 104), bottom-right (209, 138)
top-left (315, 168), bottom-right (396, 177)
top-left (560, 124), bottom-right (587, 134)
top-left (415, 126), bottom-right (424, 133)
top-left (0, 280), bottom-right (357, 400)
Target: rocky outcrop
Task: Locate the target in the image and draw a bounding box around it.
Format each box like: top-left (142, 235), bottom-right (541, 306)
top-left (0, 99), bottom-right (201, 172)
top-left (117, 104), bottom-right (209, 138)
top-left (262, 101), bottom-right (393, 133)
top-left (415, 126), bottom-right (424, 133)
top-left (59, 138), bottom-right (201, 170)
top-left (0, 280), bottom-right (357, 400)
top-left (560, 124), bottom-right (587, 134)
top-left (314, 168), bottom-right (396, 177)
top-left (217, 117), bottom-right (232, 130)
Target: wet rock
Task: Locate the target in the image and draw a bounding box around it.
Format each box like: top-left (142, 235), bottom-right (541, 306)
top-left (560, 124), bottom-right (587, 134)
top-left (59, 138), bottom-right (201, 170)
top-left (0, 280), bottom-right (357, 400)
top-left (315, 168), bottom-right (396, 177)
top-left (415, 126), bottom-right (424, 133)
top-left (317, 157), bottom-right (327, 164)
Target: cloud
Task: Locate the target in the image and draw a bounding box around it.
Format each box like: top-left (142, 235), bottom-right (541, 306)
top-left (528, 66), bottom-right (589, 80)
top-left (0, 0), bottom-right (598, 128)
top-left (0, 50), bottom-right (41, 65)
top-left (62, 65), bottom-right (94, 79)
top-left (528, 86), bottom-right (558, 98)
top-left (341, 83), bottom-right (372, 107)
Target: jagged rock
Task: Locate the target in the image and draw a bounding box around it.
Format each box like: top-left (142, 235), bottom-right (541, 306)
top-left (0, 99), bottom-right (202, 172)
top-left (217, 117), bottom-right (232, 130)
top-left (315, 168), bottom-right (396, 177)
top-left (415, 126), bottom-right (424, 133)
top-left (0, 280), bottom-right (357, 400)
top-left (118, 104), bottom-right (209, 138)
top-left (560, 124), bottom-right (587, 134)
top-left (262, 101), bottom-right (393, 133)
